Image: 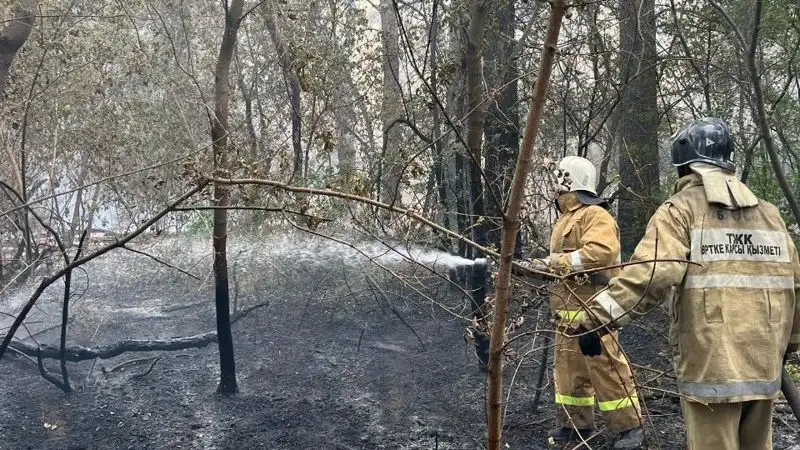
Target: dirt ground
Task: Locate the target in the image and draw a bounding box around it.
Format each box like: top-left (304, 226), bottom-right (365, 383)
top-left (0, 233), bottom-right (798, 450)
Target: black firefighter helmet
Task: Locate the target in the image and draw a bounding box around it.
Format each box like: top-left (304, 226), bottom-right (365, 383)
top-left (670, 117), bottom-right (735, 172)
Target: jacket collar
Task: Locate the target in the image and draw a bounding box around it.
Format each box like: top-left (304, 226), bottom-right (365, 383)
top-left (557, 192), bottom-right (583, 213)
top-left (671, 166), bottom-right (759, 208)
top-left (673, 173), bottom-right (703, 194)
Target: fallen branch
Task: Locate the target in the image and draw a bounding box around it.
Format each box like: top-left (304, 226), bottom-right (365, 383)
top-left (105, 356), bottom-right (162, 374)
top-left (6, 345), bottom-right (37, 364)
top-left (13, 332), bottom-right (218, 362)
top-left (5, 301), bottom-right (268, 362)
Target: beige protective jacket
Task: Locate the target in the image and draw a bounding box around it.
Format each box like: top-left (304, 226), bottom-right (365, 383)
top-left (581, 167), bottom-right (800, 403)
top-left (549, 192), bottom-right (621, 325)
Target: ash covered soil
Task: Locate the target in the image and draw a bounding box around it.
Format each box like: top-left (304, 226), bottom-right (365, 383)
top-left (0, 233), bottom-right (798, 450)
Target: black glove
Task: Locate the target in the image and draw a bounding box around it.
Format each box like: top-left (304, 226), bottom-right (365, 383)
top-left (576, 325), bottom-right (603, 357)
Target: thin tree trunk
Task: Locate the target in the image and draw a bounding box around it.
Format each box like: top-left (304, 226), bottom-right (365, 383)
top-left (237, 55), bottom-right (259, 159)
top-left (334, 91), bottom-right (358, 186)
top-left (483, 0), bottom-right (519, 251)
top-left (20, 101), bottom-right (32, 262)
top-left (210, 0), bottom-right (244, 395)
top-left (331, 57), bottom-right (359, 188)
top-left (57, 231), bottom-right (88, 394)
top-left (428, 0), bottom-right (453, 248)
top-left (461, 0), bottom-right (491, 361)
top-left (378, 0), bottom-right (404, 205)
top-left (263, 3), bottom-right (303, 180)
top-left (255, 96), bottom-right (274, 173)
top-left (745, 1), bottom-right (800, 223)
top-left (487, 1), bottom-right (569, 448)
top-left (446, 2), bottom-right (470, 256)
top-left (465, 0), bottom-right (488, 258)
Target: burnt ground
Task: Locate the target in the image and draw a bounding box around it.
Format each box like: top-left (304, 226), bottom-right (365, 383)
top-left (0, 233), bottom-right (798, 450)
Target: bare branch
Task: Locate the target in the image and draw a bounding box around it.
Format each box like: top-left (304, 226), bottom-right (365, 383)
top-left (0, 148), bottom-right (207, 218)
top-left (121, 245), bottom-right (201, 280)
top-left (0, 182), bottom-right (209, 360)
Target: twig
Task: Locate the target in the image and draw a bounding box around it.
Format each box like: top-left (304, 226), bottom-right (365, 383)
top-left (36, 346), bottom-right (68, 393)
top-left (503, 416), bottom-right (550, 431)
top-left (122, 245), bottom-right (201, 280)
top-left (364, 273), bottom-right (426, 351)
top-left (0, 150), bottom-right (207, 218)
top-left (6, 345), bottom-right (37, 365)
top-left (107, 356), bottom-right (162, 374)
top-left (130, 356), bottom-right (161, 379)
top-left (532, 310), bottom-right (552, 412)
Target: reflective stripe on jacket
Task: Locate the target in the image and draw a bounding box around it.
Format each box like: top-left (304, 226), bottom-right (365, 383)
top-left (549, 192), bottom-right (621, 324)
top-left (582, 172), bottom-right (800, 403)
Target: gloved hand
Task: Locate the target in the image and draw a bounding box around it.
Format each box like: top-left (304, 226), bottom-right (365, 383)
top-left (575, 325), bottom-right (604, 357)
top-left (513, 257), bottom-right (549, 276)
top-left (530, 258), bottom-right (549, 271)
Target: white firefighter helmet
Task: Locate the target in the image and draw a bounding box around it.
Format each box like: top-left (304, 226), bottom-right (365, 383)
top-left (555, 156), bottom-right (598, 195)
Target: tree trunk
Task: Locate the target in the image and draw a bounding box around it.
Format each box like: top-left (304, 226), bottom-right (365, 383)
top-left (465, 0), bottom-right (489, 258)
top-left (332, 60), bottom-right (360, 189)
top-left (487, 4), bottom-right (570, 447)
top-left (378, 0), bottom-right (404, 205)
top-left (744, 1), bottom-right (800, 224)
top-left (237, 57), bottom-right (259, 160)
top-left (263, 3), bottom-right (303, 180)
top-left (0, 0), bottom-right (36, 99)
top-left (483, 0), bottom-right (519, 252)
top-left (445, 2), bottom-right (470, 256)
top-left (428, 0), bottom-right (455, 250)
top-left (210, 0), bottom-right (245, 395)
top-left (616, 0), bottom-right (658, 257)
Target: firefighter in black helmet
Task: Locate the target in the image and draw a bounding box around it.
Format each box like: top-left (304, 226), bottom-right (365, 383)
top-left (578, 117), bottom-right (800, 449)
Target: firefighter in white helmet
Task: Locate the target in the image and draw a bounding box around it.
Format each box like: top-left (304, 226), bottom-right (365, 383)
top-left (527, 155), bottom-right (644, 449)
top-left (576, 117), bottom-right (800, 449)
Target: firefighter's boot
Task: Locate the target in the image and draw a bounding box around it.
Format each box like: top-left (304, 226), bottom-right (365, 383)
top-left (613, 427), bottom-right (644, 449)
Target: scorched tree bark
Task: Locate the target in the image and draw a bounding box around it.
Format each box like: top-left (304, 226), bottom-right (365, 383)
top-left (210, 0), bottom-right (245, 395)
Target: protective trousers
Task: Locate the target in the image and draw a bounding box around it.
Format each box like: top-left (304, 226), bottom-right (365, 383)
top-left (553, 328), bottom-right (642, 433)
top-left (680, 399), bottom-right (773, 450)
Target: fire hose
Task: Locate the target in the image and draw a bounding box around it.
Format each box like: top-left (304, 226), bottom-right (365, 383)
top-left (781, 366), bottom-right (800, 422)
